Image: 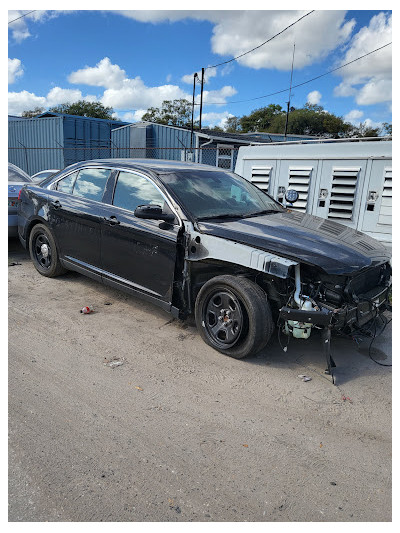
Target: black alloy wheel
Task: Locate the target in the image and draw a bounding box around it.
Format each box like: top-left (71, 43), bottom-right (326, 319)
top-left (204, 289), bottom-right (244, 349)
top-left (33, 232), bottom-right (52, 270)
top-left (195, 275), bottom-right (274, 359)
top-left (28, 224), bottom-right (66, 277)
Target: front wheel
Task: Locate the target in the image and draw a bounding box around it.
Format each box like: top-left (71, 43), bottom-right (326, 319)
top-left (29, 223), bottom-right (66, 277)
top-left (195, 275), bottom-right (274, 359)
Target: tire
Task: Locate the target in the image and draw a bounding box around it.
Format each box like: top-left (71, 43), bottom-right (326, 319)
top-left (195, 275), bottom-right (274, 359)
top-left (29, 223), bottom-right (66, 277)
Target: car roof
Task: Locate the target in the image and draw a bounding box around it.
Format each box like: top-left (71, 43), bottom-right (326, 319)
top-left (62, 158), bottom-right (228, 175)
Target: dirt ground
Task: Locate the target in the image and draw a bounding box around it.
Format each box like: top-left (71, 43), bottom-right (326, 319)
top-left (8, 237), bottom-right (392, 522)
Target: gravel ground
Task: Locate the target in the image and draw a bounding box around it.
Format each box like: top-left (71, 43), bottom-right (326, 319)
top-left (8, 237), bottom-right (392, 522)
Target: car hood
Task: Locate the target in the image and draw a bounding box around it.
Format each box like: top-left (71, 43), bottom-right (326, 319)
top-left (197, 211), bottom-right (390, 275)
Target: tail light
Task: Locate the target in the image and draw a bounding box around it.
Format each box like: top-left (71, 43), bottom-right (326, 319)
top-left (18, 189), bottom-right (23, 200)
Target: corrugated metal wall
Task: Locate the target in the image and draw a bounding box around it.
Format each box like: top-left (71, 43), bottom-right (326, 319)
top-left (8, 115), bottom-right (130, 175)
top-left (62, 115), bottom-right (124, 166)
top-left (111, 123), bottom-right (195, 161)
top-left (8, 117), bottom-right (65, 175)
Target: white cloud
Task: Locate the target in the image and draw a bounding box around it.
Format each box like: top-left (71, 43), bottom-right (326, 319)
top-left (333, 12), bottom-right (392, 106)
top-left (68, 57), bottom-right (126, 89)
top-left (8, 90), bottom-right (46, 115)
top-left (198, 86), bottom-right (237, 106)
top-left (307, 90), bottom-right (322, 105)
top-left (67, 57), bottom-right (237, 110)
top-left (120, 110), bottom-right (147, 122)
top-left (343, 109), bottom-right (381, 131)
top-left (343, 109), bottom-right (364, 125)
top-left (8, 10), bottom-right (65, 43)
top-left (8, 86), bottom-right (96, 116)
top-left (363, 118), bottom-right (382, 130)
top-left (200, 111), bottom-right (234, 129)
top-left (166, 74), bottom-right (172, 83)
top-left (116, 10), bottom-right (355, 71)
top-left (8, 58), bottom-right (23, 84)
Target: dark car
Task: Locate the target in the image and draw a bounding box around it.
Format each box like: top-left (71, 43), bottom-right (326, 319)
top-left (17, 159), bottom-right (391, 378)
top-left (8, 162), bottom-right (32, 237)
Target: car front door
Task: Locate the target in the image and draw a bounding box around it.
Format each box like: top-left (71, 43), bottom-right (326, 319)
top-left (48, 167), bottom-right (114, 276)
top-left (100, 170), bottom-right (180, 304)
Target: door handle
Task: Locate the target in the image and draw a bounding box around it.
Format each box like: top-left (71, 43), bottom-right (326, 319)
top-left (51, 200), bottom-right (62, 209)
top-left (104, 215), bottom-right (120, 225)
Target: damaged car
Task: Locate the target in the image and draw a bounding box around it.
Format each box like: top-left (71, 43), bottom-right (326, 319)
top-left (17, 159), bottom-right (391, 380)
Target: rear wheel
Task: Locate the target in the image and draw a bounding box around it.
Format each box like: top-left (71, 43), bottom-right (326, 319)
top-left (195, 275), bottom-right (274, 359)
top-left (29, 224), bottom-right (66, 277)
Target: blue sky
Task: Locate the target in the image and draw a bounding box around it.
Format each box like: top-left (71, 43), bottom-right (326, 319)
top-left (8, 8), bottom-right (392, 131)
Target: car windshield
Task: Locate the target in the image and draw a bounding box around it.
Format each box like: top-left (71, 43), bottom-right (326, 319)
top-left (8, 164), bottom-right (31, 183)
top-left (161, 169), bottom-right (284, 220)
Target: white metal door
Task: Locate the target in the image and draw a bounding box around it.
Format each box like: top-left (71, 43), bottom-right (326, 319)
top-left (360, 161), bottom-right (392, 235)
top-left (313, 160), bottom-right (367, 229)
top-left (272, 160), bottom-right (317, 212)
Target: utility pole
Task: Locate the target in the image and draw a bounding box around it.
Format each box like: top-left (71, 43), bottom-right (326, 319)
top-left (190, 72), bottom-right (198, 151)
top-left (199, 67), bottom-right (205, 130)
top-left (284, 43), bottom-right (296, 140)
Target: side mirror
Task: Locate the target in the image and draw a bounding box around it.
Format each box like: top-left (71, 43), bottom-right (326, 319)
top-left (134, 204), bottom-right (175, 222)
top-left (284, 189), bottom-right (299, 204)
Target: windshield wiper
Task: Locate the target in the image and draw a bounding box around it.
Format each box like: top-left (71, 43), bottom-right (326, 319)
top-left (197, 213), bottom-right (246, 221)
top-left (242, 209), bottom-right (281, 218)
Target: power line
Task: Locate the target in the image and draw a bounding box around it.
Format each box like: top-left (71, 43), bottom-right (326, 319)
top-left (8, 10), bottom-right (36, 25)
top-left (195, 42), bottom-right (392, 106)
top-left (206, 10), bottom-right (314, 70)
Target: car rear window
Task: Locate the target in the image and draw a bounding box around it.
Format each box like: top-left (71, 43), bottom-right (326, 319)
top-left (72, 168), bottom-right (111, 202)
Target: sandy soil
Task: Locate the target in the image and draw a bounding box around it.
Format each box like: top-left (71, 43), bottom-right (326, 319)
top-left (8, 238), bottom-right (392, 522)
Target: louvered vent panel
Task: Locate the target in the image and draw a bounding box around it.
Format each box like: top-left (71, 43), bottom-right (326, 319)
top-left (288, 167), bottom-right (312, 212)
top-left (379, 167), bottom-right (392, 225)
top-left (328, 167), bottom-right (360, 220)
top-left (250, 166), bottom-right (271, 192)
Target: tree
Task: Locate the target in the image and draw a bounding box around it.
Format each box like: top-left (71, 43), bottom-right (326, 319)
top-left (239, 104), bottom-right (284, 133)
top-left (141, 99), bottom-right (193, 127)
top-left (264, 104), bottom-right (352, 138)
top-left (21, 106), bottom-right (45, 118)
top-left (381, 122), bottom-right (392, 136)
top-left (352, 121), bottom-right (381, 138)
top-left (48, 100), bottom-right (117, 120)
top-left (224, 116), bottom-right (241, 133)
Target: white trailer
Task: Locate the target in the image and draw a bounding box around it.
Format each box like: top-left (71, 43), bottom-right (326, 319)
top-left (235, 138), bottom-right (392, 243)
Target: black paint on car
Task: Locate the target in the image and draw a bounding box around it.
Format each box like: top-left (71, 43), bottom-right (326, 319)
top-left (17, 159), bottom-right (391, 377)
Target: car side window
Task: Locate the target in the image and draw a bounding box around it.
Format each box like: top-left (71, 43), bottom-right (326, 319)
top-left (113, 172), bottom-right (166, 212)
top-left (72, 168), bottom-right (111, 202)
top-left (55, 172), bottom-right (78, 194)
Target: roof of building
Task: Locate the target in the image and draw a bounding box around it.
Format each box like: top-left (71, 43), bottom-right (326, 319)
top-left (37, 112), bottom-right (130, 125)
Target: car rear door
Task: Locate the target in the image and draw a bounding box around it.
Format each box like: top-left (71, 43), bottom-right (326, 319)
top-left (48, 167), bottom-right (115, 276)
top-left (100, 170), bottom-right (180, 304)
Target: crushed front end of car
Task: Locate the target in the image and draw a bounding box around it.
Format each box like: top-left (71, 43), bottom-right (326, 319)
top-left (276, 260), bottom-right (392, 382)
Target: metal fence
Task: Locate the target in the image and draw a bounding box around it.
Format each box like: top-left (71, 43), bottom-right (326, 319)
top-left (8, 145), bottom-right (240, 175)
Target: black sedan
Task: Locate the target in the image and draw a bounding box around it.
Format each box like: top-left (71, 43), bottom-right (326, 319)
top-left (18, 159), bottom-right (391, 375)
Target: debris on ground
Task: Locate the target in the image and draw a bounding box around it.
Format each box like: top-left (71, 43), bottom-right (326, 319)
top-left (135, 386), bottom-right (143, 391)
top-left (342, 395), bottom-right (353, 403)
top-left (242, 444), bottom-right (249, 448)
top-left (8, 262), bottom-right (22, 267)
top-left (298, 374), bottom-right (312, 382)
top-left (103, 357), bottom-right (125, 368)
top-left (80, 305), bottom-right (94, 314)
